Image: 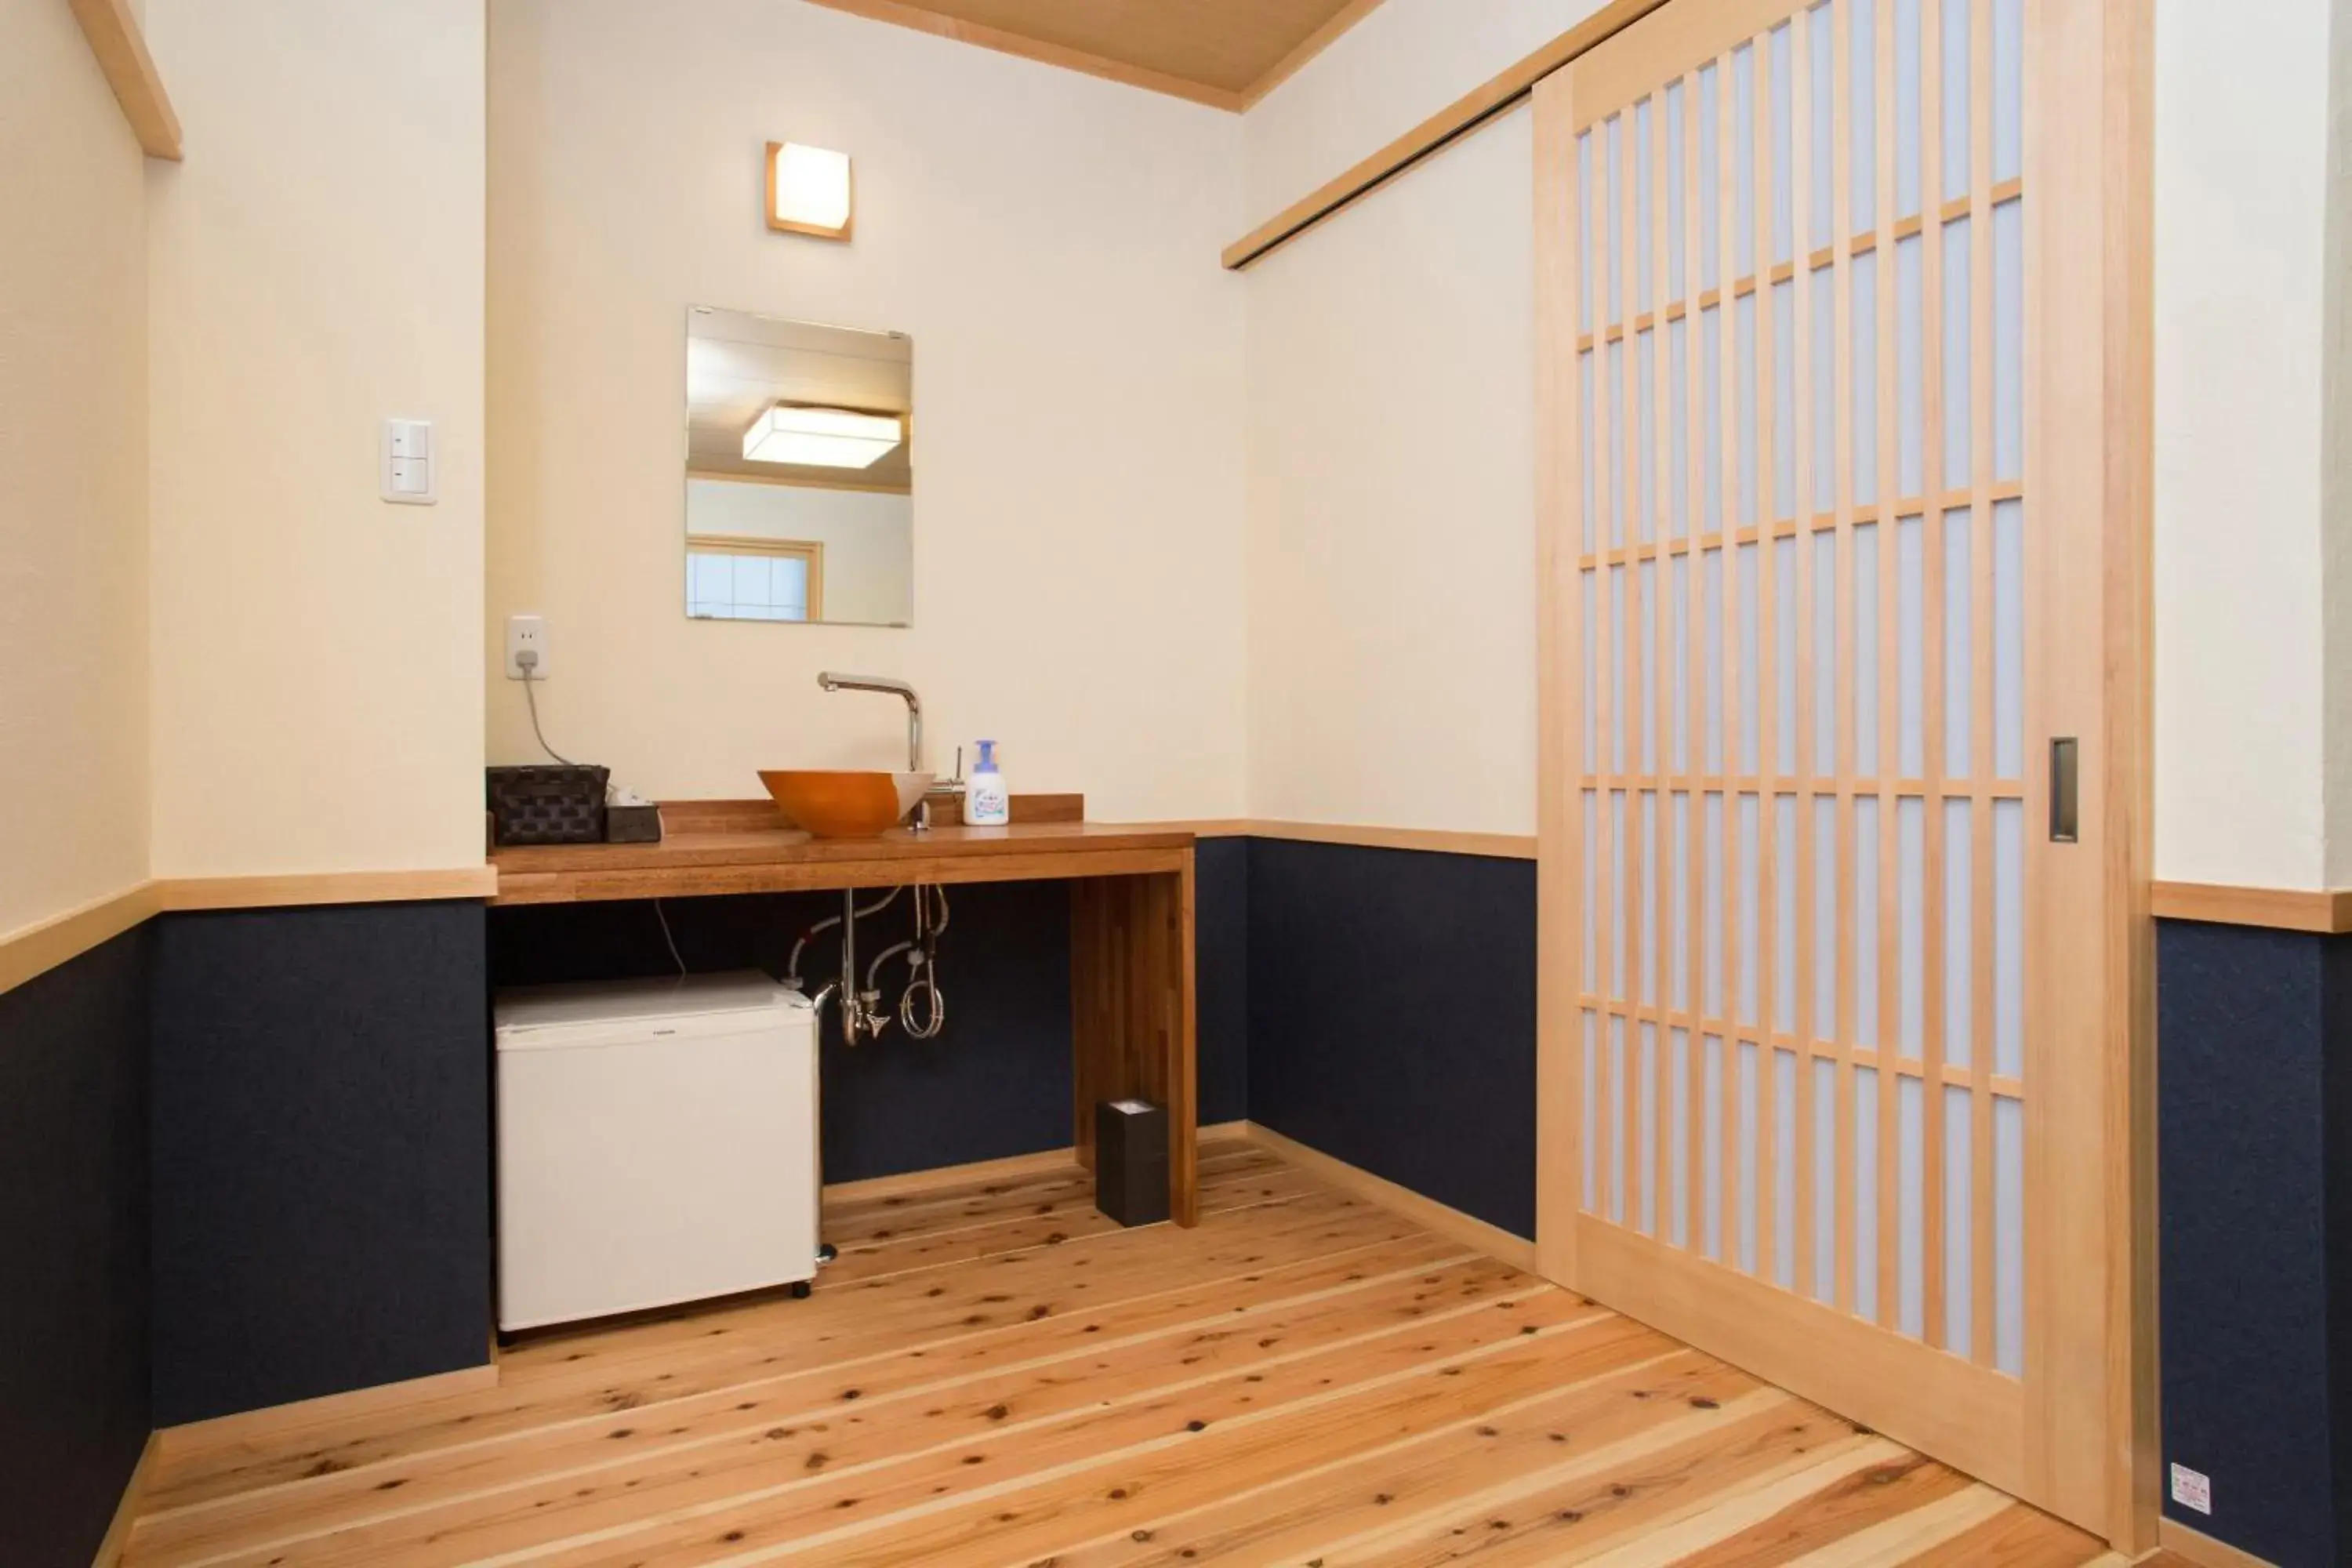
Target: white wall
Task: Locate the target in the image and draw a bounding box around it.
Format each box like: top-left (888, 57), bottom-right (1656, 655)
top-left (1245, 0), bottom-right (2352, 887)
top-left (1243, 0), bottom-right (1610, 837)
top-left (685, 479), bottom-right (913, 627)
top-left (0, 0), bottom-right (151, 935)
top-left (145, 0), bottom-right (488, 879)
top-left (1246, 114), bottom-right (1542, 836)
top-left (2154, 0), bottom-right (2336, 890)
top-left (487, 0), bottom-right (1249, 819)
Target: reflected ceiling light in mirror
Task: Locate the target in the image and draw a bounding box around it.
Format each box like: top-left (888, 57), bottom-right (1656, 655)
top-left (766, 141), bottom-right (853, 240)
top-left (742, 405), bottom-right (902, 468)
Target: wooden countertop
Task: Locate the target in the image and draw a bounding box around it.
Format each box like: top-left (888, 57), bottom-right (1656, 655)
top-left (492, 804), bottom-right (1194, 906)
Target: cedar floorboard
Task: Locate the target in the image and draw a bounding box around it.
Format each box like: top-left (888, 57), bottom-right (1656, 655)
top-left (124, 1145), bottom-right (2111, 1568)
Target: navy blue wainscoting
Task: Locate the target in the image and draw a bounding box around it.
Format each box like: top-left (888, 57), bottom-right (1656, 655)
top-left (0, 925), bottom-right (152, 1568)
top-left (1194, 837), bottom-right (1250, 1128)
top-left (1245, 838), bottom-right (1538, 1238)
top-left (150, 902), bottom-right (492, 1426)
top-left (2156, 919), bottom-right (2352, 1568)
top-left (489, 880), bottom-right (1076, 1185)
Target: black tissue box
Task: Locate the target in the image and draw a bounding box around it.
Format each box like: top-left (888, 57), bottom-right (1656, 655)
top-left (1094, 1098), bottom-right (1170, 1227)
top-left (605, 804), bottom-right (662, 844)
top-left (486, 765), bottom-right (608, 846)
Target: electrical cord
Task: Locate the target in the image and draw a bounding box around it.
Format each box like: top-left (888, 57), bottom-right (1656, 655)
top-left (520, 670), bottom-right (576, 767)
top-left (653, 898), bottom-right (688, 978)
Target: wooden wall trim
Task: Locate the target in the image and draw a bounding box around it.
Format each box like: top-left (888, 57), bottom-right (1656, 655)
top-left (154, 1364), bottom-right (499, 1462)
top-left (0, 882), bottom-right (160, 998)
top-left (1221, 0), bottom-right (1668, 270)
top-left (2155, 1518), bottom-right (2281, 1568)
top-left (67, 0), bottom-right (182, 160)
top-left (1242, 1122), bottom-right (1537, 1271)
top-left (154, 867), bottom-right (501, 913)
top-left (796, 0), bottom-right (1246, 111)
top-left (1120, 820), bottom-right (1538, 858)
top-left (2150, 881), bottom-right (2352, 935)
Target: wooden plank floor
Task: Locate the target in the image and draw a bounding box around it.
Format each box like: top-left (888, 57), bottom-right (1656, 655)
top-left (125, 1138), bottom-right (2121, 1568)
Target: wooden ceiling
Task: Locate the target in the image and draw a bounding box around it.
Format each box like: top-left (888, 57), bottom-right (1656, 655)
top-left (802, 0), bottom-right (1384, 111)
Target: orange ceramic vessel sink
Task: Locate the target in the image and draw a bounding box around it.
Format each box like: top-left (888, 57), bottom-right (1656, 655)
top-left (758, 770), bottom-right (935, 837)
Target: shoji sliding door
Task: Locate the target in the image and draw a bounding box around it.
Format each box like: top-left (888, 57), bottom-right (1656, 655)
top-left (1533, 0), bottom-right (2151, 1540)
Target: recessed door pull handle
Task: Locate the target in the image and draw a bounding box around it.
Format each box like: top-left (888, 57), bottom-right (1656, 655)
top-left (2049, 737), bottom-right (2079, 843)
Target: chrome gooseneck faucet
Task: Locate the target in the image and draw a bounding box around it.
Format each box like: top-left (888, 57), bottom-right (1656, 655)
top-left (815, 672), bottom-right (926, 830)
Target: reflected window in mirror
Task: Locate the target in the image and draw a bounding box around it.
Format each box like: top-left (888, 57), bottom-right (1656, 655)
top-left (684, 307), bottom-right (912, 626)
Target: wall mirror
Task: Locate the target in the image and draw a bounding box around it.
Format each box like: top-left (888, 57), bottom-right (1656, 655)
top-left (684, 307), bottom-right (913, 626)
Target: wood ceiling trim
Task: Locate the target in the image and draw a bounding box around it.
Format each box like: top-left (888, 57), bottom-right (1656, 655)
top-left (800, 0), bottom-right (1248, 111)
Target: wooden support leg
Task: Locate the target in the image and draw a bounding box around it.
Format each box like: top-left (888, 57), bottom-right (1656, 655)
top-left (1069, 855), bottom-right (1198, 1226)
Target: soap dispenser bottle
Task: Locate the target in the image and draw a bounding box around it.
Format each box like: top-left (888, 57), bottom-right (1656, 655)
top-left (967, 740), bottom-right (1009, 826)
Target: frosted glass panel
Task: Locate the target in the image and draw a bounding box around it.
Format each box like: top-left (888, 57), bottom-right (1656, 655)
top-left (1813, 530), bottom-right (1838, 771)
top-left (1896, 0), bottom-right (1926, 223)
top-left (1670, 319), bottom-right (1692, 538)
top-left (1995, 1092), bottom-right (2025, 1374)
top-left (1898, 1073), bottom-right (1925, 1337)
top-left (1608, 342), bottom-right (1628, 544)
top-left (1776, 795), bottom-right (1799, 1032)
top-left (1733, 45), bottom-right (1758, 279)
top-left (1776, 535), bottom-right (1799, 771)
top-left (1736, 294), bottom-right (1760, 527)
top-left (1774, 1047), bottom-right (1798, 1288)
top-left (1813, 795), bottom-right (1838, 1031)
top-left (1944, 798), bottom-right (1973, 1065)
top-left (1609, 1016), bottom-right (1628, 1223)
top-left (1673, 793), bottom-right (1693, 1007)
top-left (1813, 1057), bottom-right (1838, 1299)
top-left (1605, 115), bottom-right (1624, 325)
top-left (1849, 0), bottom-right (1878, 234)
top-left (1896, 234), bottom-right (1925, 498)
top-left (1853, 521), bottom-right (1880, 773)
top-left (1737, 543), bottom-right (1761, 771)
top-left (1773, 281), bottom-right (1798, 520)
top-left (1994, 498), bottom-right (2024, 775)
top-left (1992, 198), bottom-right (2024, 481)
top-left (1610, 567), bottom-right (1628, 770)
top-left (1852, 249), bottom-right (1880, 506)
top-left (1639, 560), bottom-right (1659, 771)
top-left (1943, 1086), bottom-right (1973, 1353)
top-left (1698, 64), bottom-right (1722, 292)
top-left (1899, 797), bottom-right (1925, 1056)
top-left (1578, 132), bottom-right (1595, 332)
top-left (1737, 792), bottom-right (1761, 1025)
top-left (1737, 1039), bottom-right (1759, 1272)
top-left (1640, 791), bottom-right (1659, 1004)
top-left (1666, 81), bottom-right (1688, 302)
top-left (1991, 0), bottom-right (2024, 183)
top-left (1854, 1062), bottom-right (1880, 1321)
top-left (1583, 791), bottom-right (1598, 985)
top-left (1940, 0), bottom-right (1970, 201)
top-left (1581, 352), bottom-right (1599, 552)
top-left (1809, 4), bottom-right (1835, 250)
top-left (1897, 514), bottom-right (1924, 775)
top-left (1704, 548), bottom-right (1726, 771)
top-left (1639, 1022), bottom-right (1660, 1232)
top-left (1582, 1011), bottom-right (1599, 1208)
top-left (1637, 332), bottom-right (1657, 543)
top-left (1811, 267), bottom-right (1838, 511)
top-left (1994, 797), bottom-right (2024, 1078)
top-left (1701, 305), bottom-right (1726, 528)
top-left (1671, 1028), bottom-right (1692, 1246)
top-left (1853, 796), bottom-right (1880, 1047)
top-left (1671, 556), bottom-right (1690, 771)
top-left (1704, 793), bottom-right (1726, 1014)
top-left (1944, 508), bottom-right (1972, 772)
top-left (1611, 791), bottom-right (1629, 995)
top-left (1941, 216), bottom-right (1971, 488)
top-left (1635, 97), bottom-right (1654, 315)
top-left (1769, 24), bottom-right (1795, 265)
top-left (1703, 1034), bottom-right (1726, 1258)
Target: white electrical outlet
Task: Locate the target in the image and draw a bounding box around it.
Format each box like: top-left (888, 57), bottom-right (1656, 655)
top-left (505, 614), bottom-right (549, 680)
top-left (2169, 1462), bottom-right (2212, 1515)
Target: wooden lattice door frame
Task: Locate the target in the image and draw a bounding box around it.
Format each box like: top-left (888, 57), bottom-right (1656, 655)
top-left (1530, 0), bottom-right (2154, 1547)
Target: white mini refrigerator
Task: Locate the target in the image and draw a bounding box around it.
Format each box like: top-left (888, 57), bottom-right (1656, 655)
top-left (494, 972), bottom-right (818, 1331)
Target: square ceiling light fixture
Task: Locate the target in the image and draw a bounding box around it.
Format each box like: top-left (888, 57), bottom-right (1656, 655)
top-left (742, 405), bottom-right (903, 468)
top-left (767, 141), bottom-right (853, 240)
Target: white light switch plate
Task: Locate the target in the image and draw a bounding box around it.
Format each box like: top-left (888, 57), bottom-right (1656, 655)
top-left (2169, 1462), bottom-right (2212, 1515)
top-left (505, 614), bottom-right (548, 680)
top-left (382, 418), bottom-right (437, 505)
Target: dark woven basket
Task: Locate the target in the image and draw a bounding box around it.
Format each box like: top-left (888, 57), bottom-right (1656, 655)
top-left (487, 765), bottom-right (609, 846)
